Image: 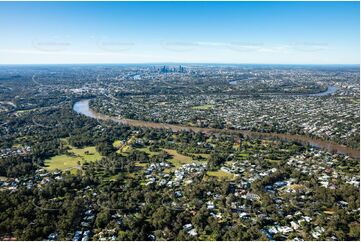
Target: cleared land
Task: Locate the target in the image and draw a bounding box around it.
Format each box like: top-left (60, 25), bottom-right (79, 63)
top-left (44, 141), bottom-right (102, 173)
top-left (191, 104), bottom-right (214, 110)
top-left (112, 140), bottom-right (122, 148)
top-left (137, 147), bottom-right (160, 157)
top-left (207, 170), bottom-right (235, 180)
top-left (164, 149), bottom-right (193, 168)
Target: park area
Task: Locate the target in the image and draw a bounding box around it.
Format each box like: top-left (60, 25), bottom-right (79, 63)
top-left (44, 139), bottom-right (102, 173)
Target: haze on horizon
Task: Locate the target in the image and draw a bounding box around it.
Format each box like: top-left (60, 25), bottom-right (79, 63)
top-left (0, 1), bottom-right (359, 65)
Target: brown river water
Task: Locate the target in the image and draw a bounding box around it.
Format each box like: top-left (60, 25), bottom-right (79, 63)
top-left (73, 99), bottom-right (359, 159)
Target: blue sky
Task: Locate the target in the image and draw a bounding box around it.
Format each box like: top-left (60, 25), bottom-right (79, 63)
top-left (0, 1), bottom-right (359, 64)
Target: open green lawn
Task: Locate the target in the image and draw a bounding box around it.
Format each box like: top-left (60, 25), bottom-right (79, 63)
top-left (191, 104), bottom-right (214, 110)
top-left (12, 143), bottom-right (22, 148)
top-left (115, 143), bottom-right (161, 157)
top-left (164, 149), bottom-right (193, 168)
top-left (135, 162), bottom-right (148, 167)
top-left (71, 146), bottom-right (102, 161)
top-left (115, 145), bottom-right (133, 156)
top-left (238, 152), bottom-right (249, 157)
top-left (16, 108), bottom-right (37, 114)
top-left (207, 170), bottom-right (235, 180)
top-left (113, 137), bottom-right (136, 155)
top-left (44, 154), bottom-right (80, 173)
top-left (44, 145), bottom-right (102, 173)
top-left (112, 140), bottom-right (122, 148)
top-left (137, 147), bottom-right (160, 157)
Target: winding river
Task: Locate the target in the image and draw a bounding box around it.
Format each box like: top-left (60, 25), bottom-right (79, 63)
top-left (73, 98), bottom-right (359, 159)
top-left (306, 86), bottom-right (337, 97)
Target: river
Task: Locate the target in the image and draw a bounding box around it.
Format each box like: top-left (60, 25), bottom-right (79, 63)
top-left (73, 99), bottom-right (359, 158)
top-left (306, 86), bottom-right (337, 96)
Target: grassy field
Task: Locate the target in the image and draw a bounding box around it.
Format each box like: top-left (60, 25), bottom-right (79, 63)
top-left (207, 170), bottom-right (235, 180)
top-left (124, 145), bottom-right (133, 152)
top-left (323, 209), bottom-right (335, 215)
top-left (238, 152), bottom-right (249, 157)
top-left (164, 149), bottom-right (193, 168)
top-left (113, 140), bottom-right (133, 156)
top-left (137, 147), bottom-right (160, 157)
top-left (191, 104), bottom-right (214, 110)
top-left (113, 140), bottom-right (122, 148)
top-left (12, 143), bottom-right (22, 148)
top-left (44, 144), bottom-right (102, 173)
top-left (16, 108), bottom-right (37, 114)
top-left (113, 137), bottom-right (138, 156)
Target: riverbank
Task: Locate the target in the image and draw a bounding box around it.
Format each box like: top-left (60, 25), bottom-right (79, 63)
top-left (73, 99), bottom-right (359, 159)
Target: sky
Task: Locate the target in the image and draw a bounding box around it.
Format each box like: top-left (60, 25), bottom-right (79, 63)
top-left (0, 1), bottom-right (359, 64)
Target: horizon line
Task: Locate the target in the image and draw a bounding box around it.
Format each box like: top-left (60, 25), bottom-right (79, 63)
top-left (0, 62), bottom-right (359, 66)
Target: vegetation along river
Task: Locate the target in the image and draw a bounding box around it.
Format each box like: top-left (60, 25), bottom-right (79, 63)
top-left (73, 98), bottom-right (359, 159)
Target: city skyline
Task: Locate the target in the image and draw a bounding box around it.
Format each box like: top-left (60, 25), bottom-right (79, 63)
top-left (0, 1), bottom-right (359, 64)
